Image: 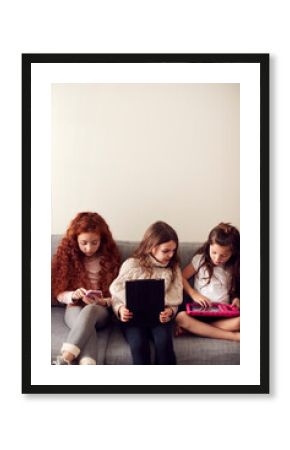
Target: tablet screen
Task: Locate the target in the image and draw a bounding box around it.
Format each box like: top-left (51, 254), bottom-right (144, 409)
top-left (125, 279), bottom-right (165, 326)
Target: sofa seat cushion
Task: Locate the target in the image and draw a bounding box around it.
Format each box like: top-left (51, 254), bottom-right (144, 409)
top-left (104, 324), bottom-right (161, 365)
top-left (104, 325), bottom-right (133, 365)
top-left (52, 307), bottom-right (240, 365)
top-left (173, 335), bottom-right (240, 365)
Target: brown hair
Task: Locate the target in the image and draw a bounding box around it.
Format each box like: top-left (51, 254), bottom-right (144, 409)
top-left (51, 212), bottom-right (121, 299)
top-left (195, 223), bottom-right (240, 299)
top-left (133, 221), bottom-right (180, 280)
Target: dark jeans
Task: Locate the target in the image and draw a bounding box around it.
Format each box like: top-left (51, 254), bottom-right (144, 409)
top-left (122, 321), bottom-right (176, 365)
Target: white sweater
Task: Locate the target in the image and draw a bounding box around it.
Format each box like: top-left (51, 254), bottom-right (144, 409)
top-left (109, 256), bottom-right (183, 317)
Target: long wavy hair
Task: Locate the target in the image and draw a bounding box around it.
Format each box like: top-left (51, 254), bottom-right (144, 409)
top-left (195, 223), bottom-right (240, 299)
top-left (52, 212), bottom-right (121, 299)
top-left (133, 221), bottom-right (180, 280)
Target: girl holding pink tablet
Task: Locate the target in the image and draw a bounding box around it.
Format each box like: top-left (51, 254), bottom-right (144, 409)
top-left (175, 223), bottom-right (240, 341)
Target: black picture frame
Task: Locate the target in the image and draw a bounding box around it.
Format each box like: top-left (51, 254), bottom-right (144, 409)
top-left (22, 53), bottom-right (269, 394)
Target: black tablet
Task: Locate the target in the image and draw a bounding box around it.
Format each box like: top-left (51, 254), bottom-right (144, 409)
top-left (125, 279), bottom-right (165, 326)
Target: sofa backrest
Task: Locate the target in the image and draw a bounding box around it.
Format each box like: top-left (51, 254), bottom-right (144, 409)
top-left (51, 235), bottom-right (201, 269)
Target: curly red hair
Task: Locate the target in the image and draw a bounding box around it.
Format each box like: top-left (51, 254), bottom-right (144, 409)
top-left (52, 212), bottom-right (121, 299)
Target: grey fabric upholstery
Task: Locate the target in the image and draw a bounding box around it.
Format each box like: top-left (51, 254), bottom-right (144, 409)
top-left (51, 235), bottom-right (200, 269)
top-left (51, 235), bottom-right (240, 365)
top-left (173, 335), bottom-right (239, 365)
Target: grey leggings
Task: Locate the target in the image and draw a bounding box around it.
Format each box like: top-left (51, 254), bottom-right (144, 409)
top-left (62, 304), bottom-right (110, 363)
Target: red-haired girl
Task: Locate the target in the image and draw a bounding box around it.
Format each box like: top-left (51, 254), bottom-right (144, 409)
top-left (52, 212), bottom-right (120, 364)
top-left (176, 223), bottom-right (240, 341)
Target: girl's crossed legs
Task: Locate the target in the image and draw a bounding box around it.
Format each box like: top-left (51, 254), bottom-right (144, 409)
top-left (61, 304), bottom-right (110, 364)
top-left (175, 311), bottom-right (240, 341)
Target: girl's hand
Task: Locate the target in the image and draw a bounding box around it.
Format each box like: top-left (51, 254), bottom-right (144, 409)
top-left (97, 297), bottom-right (111, 307)
top-left (160, 307), bottom-right (173, 323)
top-left (119, 305), bottom-right (133, 322)
top-left (83, 294), bottom-right (99, 305)
top-left (232, 297), bottom-right (240, 309)
top-left (72, 288), bottom-right (87, 301)
top-left (192, 293), bottom-right (212, 309)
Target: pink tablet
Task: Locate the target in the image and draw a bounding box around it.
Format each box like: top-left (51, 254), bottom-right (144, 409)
top-left (186, 302), bottom-right (240, 317)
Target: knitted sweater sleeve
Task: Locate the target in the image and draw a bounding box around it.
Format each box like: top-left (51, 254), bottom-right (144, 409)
top-left (164, 267), bottom-right (183, 316)
top-left (57, 291), bottom-right (75, 305)
top-left (109, 258), bottom-right (138, 317)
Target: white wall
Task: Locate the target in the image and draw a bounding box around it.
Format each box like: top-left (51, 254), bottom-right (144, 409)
top-left (52, 83), bottom-right (239, 241)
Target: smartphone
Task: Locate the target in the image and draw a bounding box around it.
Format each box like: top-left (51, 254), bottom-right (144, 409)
top-left (85, 290), bottom-right (103, 303)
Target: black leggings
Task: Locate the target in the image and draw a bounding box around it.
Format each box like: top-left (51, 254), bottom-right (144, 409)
top-left (122, 322), bottom-right (176, 365)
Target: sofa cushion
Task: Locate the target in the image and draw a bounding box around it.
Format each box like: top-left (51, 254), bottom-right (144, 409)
top-left (52, 306), bottom-right (240, 365)
top-left (51, 235), bottom-right (201, 269)
top-left (98, 322), bottom-right (240, 365)
top-left (104, 324), bottom-right (133, 365)
top-left (173, 335), bottom-right (240, 365)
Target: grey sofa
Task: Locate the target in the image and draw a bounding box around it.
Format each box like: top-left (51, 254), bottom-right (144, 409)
top-left (51, 236), bottom-right (240, 365)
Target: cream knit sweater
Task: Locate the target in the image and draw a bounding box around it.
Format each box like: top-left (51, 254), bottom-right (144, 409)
top-left (110, 256), bottom-right (183, 317)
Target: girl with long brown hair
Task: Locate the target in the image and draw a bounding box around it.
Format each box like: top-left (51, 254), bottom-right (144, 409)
top-left (110, 221), bottom-right (183, 364)
top-left (175, 223), bottom-right (240, 341)
top-left (52, 212), bottom-right (120, 364)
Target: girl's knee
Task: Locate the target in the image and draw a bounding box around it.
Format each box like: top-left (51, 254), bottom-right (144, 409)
top-left (94, 305), bottom-right (110, 328)
top-left (82, 304), bottom-right (97, 315)
top-left (83, 304), bottom-right (107, 317)
top-left (80, 304), bottom-right (97, 323)
top-left (81, 304), bottom-right (109, 327)
top-left (227, 316), bottom-right (240, 331)
top-left (234, 316), bottom-right (240, 330)
top-left (175, 311), bottom-right (187, 325)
